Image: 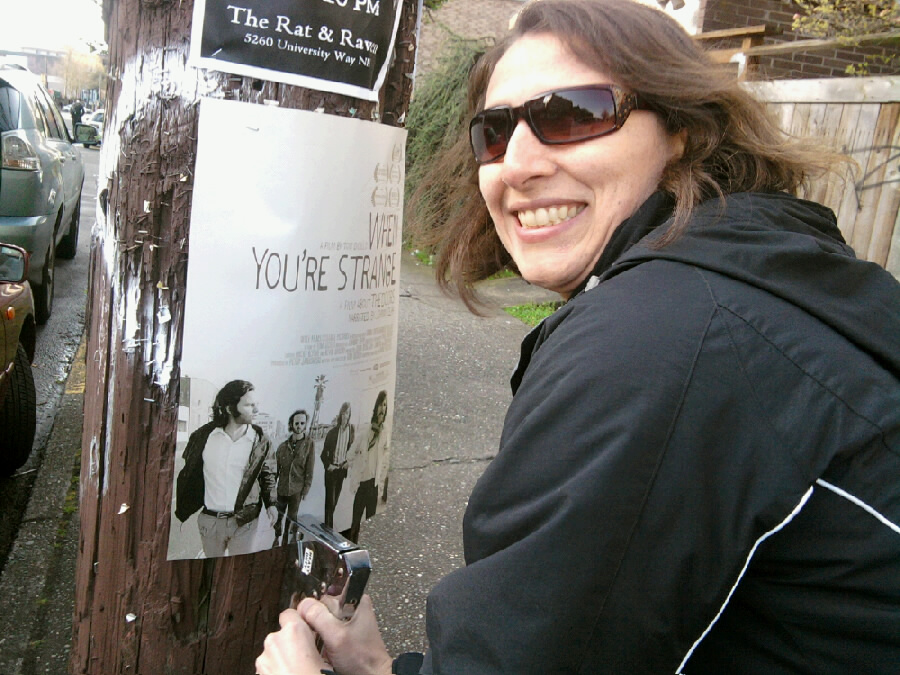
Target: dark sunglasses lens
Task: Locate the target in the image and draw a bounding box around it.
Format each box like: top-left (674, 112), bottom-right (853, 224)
top-left (533, 88), bottom-right (617, 142)
top-left (471, 109), bottom-right (512, 163)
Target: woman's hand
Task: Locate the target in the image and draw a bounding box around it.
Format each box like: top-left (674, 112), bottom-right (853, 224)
top-left (299, 595), bottom-right (394, 675)
top-left (256, 609), bottom-right (328, 675)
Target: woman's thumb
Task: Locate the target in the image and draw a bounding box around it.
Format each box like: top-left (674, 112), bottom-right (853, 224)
top-left (298, 597), bottom-right (340, 634)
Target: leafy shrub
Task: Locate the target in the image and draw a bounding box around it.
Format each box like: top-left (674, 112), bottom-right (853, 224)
top-left (792, 0), bottom-right (900, 75)
top-left (404, 37), bottom-right (486, 250)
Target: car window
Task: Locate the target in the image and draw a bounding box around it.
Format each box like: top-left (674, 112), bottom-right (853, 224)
top-left (41, 89), bottom-right (71, 141)
top-left (0, 83), bottom-right (22, 133)
top-left (28, 92), bottom-right (50, 136)
top-left (34, 89), bottom-right (64, 140)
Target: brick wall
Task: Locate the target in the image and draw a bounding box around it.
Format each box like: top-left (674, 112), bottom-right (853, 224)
top-left (701, 0), bottom-right (900, 79)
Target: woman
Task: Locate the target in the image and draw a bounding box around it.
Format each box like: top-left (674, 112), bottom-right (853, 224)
top-left (257, 0), bottom-right (900, 672)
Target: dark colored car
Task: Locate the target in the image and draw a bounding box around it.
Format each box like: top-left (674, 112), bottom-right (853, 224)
top-left (0, 64), bottom-right (85, 324)
top-left (0, 243), bottom-right (36, 476)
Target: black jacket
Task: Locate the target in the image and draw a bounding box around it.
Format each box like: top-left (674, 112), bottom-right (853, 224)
top-left (423, 192), bottom-right (900, 674)
top-left (175, 421), bottom-right (277, 526)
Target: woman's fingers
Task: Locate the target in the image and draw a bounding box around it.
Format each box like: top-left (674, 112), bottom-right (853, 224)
top-left (279, 608), bottom-right (302, 627)
top-left (255, 609), bottom-right (327, 675)
top-left (298, 596), bottom-right (394, 675)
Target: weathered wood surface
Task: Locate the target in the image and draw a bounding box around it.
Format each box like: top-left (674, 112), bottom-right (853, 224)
top-left (72, 0), bottom-right (418, 672)
top-left (746, 76), bottom-right (900, 104)
top-left (698, 23), bottom-right (780, 77)
top-left (754, 77), bottom-right (900, 279)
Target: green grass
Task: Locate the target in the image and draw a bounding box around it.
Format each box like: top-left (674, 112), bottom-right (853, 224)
top-left (504, 301), bottom-right (562, 326)
top-left (411, 248), bottom-right (434, 266)
top-left (408, 248), bottom-right (554, 324)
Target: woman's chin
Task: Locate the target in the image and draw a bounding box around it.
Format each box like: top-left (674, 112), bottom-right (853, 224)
top-left (517, 269), bottom-right (574, 298)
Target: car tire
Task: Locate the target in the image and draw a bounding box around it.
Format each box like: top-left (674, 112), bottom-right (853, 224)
top-left (57, 198), bottom-right (80, 260)
top-left (0, 344), bottom-right (37, 476)
top-left (35, 239), bottom-right (55, 325)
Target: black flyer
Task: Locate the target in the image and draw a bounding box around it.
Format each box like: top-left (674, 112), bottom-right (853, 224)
top-left (189, 0), bottom-right (404, 100)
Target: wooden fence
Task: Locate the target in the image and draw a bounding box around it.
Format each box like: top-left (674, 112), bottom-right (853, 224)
top-left (744, 76), bottom-right (900, 279)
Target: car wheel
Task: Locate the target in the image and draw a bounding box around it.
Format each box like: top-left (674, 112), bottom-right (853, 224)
top-left (35, 239), bottom-right (55, 325)
top-left (57, 198), bottom-right (80, 260)
top-left (0, 344), bottom-right (37, 476)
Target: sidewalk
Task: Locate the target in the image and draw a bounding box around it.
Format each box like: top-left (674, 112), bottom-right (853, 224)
top-left (0, 340), bottom-right (84, 673)
top-left (0, 251), bottom-right (556, 672)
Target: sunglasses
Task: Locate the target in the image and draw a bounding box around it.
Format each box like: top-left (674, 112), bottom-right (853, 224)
top-left (469, 84), bottom-right (641, 164)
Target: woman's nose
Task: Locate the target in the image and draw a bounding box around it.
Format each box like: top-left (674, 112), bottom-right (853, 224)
top-left (499, 119), bottom-right (556, 188)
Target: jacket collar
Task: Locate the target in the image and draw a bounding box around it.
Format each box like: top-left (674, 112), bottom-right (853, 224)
top-left (510, 192), bottom-right (675, 393)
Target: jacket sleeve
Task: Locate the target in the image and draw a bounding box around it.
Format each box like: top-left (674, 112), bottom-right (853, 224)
top-left (274, 442), bottom-right (286, 492)
top-left (321, 428), bottom-right (335, 467)
top-left (301, 438), bottom-right (315, 498)
top-left (424, 264), bottom-right (821, 674)
top-left (376, 439), bottom-right (389, 491)
top-left (257, 434), bottom-right (278, 508)
top-left (259, 437), bottom-right (278, 508)
top-left (174, 426), bottom-right (206, 522)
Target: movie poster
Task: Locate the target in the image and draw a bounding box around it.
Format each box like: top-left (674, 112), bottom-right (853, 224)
top-left (167, 97), bottom-right (405, 559)
top-left (189, 0), bottom-right (404, 101)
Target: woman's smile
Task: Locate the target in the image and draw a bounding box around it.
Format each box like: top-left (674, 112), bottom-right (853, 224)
top-left (516, 204), bottom-right (585, 229)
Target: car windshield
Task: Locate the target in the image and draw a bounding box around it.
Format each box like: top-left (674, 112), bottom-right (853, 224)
top-left (0, 83), bottom-right (22, 133)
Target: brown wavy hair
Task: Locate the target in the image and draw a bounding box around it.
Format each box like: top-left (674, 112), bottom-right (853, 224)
top-left (407, 0), bottom-right (845, 312)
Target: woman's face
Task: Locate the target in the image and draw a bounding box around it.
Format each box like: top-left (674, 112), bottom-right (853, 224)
top-left (478, 33), bottom-right (684, 297)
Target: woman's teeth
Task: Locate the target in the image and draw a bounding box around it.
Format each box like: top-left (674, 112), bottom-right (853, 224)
top-left (517, 205), bottom-right (582, 229)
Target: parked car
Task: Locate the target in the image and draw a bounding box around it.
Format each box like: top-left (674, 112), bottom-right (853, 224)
top-left (0, 243), bottom-right (36, 476)
top-left (0, 65), bottom-right (85, 324)
top-left (84, 108), bottom-right (104, 131)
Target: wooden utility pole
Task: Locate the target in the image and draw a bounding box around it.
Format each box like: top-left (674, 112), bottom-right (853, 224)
top-left (71, 0), bottom-right (417, 671)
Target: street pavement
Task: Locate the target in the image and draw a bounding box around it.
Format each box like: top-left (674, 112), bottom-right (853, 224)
top-left (0, 248), bottom-right (557, 672)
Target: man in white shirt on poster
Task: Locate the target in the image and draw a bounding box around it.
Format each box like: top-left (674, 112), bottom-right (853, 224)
top-left (175, 379), bottom-right (279, 557)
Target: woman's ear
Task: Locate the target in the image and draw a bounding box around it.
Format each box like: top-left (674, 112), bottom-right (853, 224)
top-left (669, 128), bottom-right (688, 162)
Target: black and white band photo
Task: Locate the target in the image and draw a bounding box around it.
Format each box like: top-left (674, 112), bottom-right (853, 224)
top-left (168, 376), bottom-right (392, 559)
top-left (166, 100), bottom-right (403, 560)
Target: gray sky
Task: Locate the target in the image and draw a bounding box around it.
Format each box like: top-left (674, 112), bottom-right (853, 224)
top-left (0, 0), bottom-right (105, 52)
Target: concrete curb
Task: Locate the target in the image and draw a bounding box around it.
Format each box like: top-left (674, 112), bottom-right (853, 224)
top-left (0, 339), bottom-right (85, 674)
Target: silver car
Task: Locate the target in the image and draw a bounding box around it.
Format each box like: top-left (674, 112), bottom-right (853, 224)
top-left (0, 65), bottom-right (84, 324)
